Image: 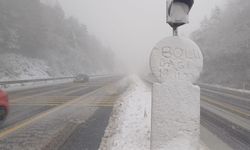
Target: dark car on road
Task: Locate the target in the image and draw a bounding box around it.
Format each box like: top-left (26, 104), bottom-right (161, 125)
top-left (74, 74), bottom-right (89, 83)
top-left (0, 89), bottom-right (9, 123)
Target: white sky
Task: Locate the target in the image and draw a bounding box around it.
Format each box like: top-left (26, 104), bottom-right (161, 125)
top-left (58, 0), bottom-right (227, 72)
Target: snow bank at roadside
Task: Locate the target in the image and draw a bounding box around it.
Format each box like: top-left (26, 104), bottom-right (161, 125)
top-left (99, 75), bottom-right (211, 150)
top-left (99, 75), bottom-right (151, 150)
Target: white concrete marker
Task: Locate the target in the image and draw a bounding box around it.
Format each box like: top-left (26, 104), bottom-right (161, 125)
top-left (150, 36), bottom-right (203, 150)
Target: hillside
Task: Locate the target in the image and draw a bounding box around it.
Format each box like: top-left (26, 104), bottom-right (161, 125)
top-left (191, 0), bottom-right (250, 89)
top-left (0, 0), bottom-right (114, 80)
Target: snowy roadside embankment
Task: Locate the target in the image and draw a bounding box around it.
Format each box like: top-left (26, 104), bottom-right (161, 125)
top-left (99, 75), bottom-right (151, 150)
top-left (99, 75), bottom-right (212, 150)
top-left (0, 53), bottom-right (50, 81)
top-left (0, 53), bottom-right (58, 90)
top-left (0, 53), bottom-right (75, 90)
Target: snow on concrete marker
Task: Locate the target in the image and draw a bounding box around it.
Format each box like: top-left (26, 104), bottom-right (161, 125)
top-left (150, 36), bottom-right (203, 150)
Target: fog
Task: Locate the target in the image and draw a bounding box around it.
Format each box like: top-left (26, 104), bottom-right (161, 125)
top-left (59, 0), bottom-right (227, 73)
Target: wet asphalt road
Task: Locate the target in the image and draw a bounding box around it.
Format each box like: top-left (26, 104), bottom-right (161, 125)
top-left (59, 108), bottom-right (112, 150)
top-left (1, 76), bottom-right (249, 150)
top-left (0, 76), bottom-right (121, 150)
top-left (1, 78), bottom-right (114, 129)
top-left (1, 83), bottom-right (96, 130)
top-left (200, 85), bottom-right (250, 150)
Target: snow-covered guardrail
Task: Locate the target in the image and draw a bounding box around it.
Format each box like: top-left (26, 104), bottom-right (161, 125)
top-left (0, 74), bottom-right (114, 89)
top-left (198, 83), bottom-right (250, 94)
top-left (0, 77), bottom-right (74, 86)
top-left (0, 77), bottom-right (75, 88)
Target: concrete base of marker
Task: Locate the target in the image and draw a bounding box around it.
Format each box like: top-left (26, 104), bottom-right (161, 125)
top-left (151, 80), bottom-right (200, 150)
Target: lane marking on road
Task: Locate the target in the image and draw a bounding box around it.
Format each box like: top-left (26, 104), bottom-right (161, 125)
top-left (10, 103), bottom-right (60, 106)
top-left (25, 96), bottom-right (78, 99)
top-left (9, 104), bottom-right (114, 107)
top-left (10, 85), bottom-right (87, 103)
top-left (83, 105), bottom-right (113, 107)
top-left (22, 87), bottom-right (89, 104)
top-left (11, 99), bottom-right (115, 106)
top-left (10, 100), bottom-right (116, 107)
top-left (0, 86), bottom-right (103, 139)
top-left (7, 83), bottom-right (68, 95)
top-left (8, 82), bottom-right (73, 96)
top-left (10, 95), bottom-right (116, 105)
top-left (9, 96), bottom-right (78, 103)
top-left (10, 85), bottom-right (78, 103)
top-left (202, 88), bottom-right (250, 102)
top-left (62, 87), bottom-right (89, 95)
top-left (201, 96), bottom-right (250, 119)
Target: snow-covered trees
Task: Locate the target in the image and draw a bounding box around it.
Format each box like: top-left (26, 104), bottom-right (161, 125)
top-left (0, 0), bottom-right (114, 78)
top-left (191, 0), bottom-right (250, 89)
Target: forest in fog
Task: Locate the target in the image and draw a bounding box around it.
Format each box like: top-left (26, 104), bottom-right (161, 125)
top-left (0, 0), bottom-right (114, 80)
top-left (192, 0), bottom-right (250, 89)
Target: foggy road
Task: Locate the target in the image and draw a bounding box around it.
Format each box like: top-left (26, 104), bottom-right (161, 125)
top-left (0, 76), bottom-right (122, 150)
top-left (0, 75), bottom-right (249, 150)
top-left (200, 85), bottom-right (250, 150)
top-left (0, 0), bottom-right (249, 149)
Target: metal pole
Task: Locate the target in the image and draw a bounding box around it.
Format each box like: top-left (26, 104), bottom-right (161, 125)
top-left (173, 27), bottom-right (178, 36)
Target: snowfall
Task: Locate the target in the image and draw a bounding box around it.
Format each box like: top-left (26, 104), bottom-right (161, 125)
top-left (0, 53), bottom-right (235, 149)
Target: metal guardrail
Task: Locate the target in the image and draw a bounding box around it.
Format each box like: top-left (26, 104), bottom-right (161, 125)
top-left (198, 82), bottom-right (250, 93)
top-left (0, 77), bottom-right (74, 87)
top-left (0, 74), bottom-right (114, 87)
